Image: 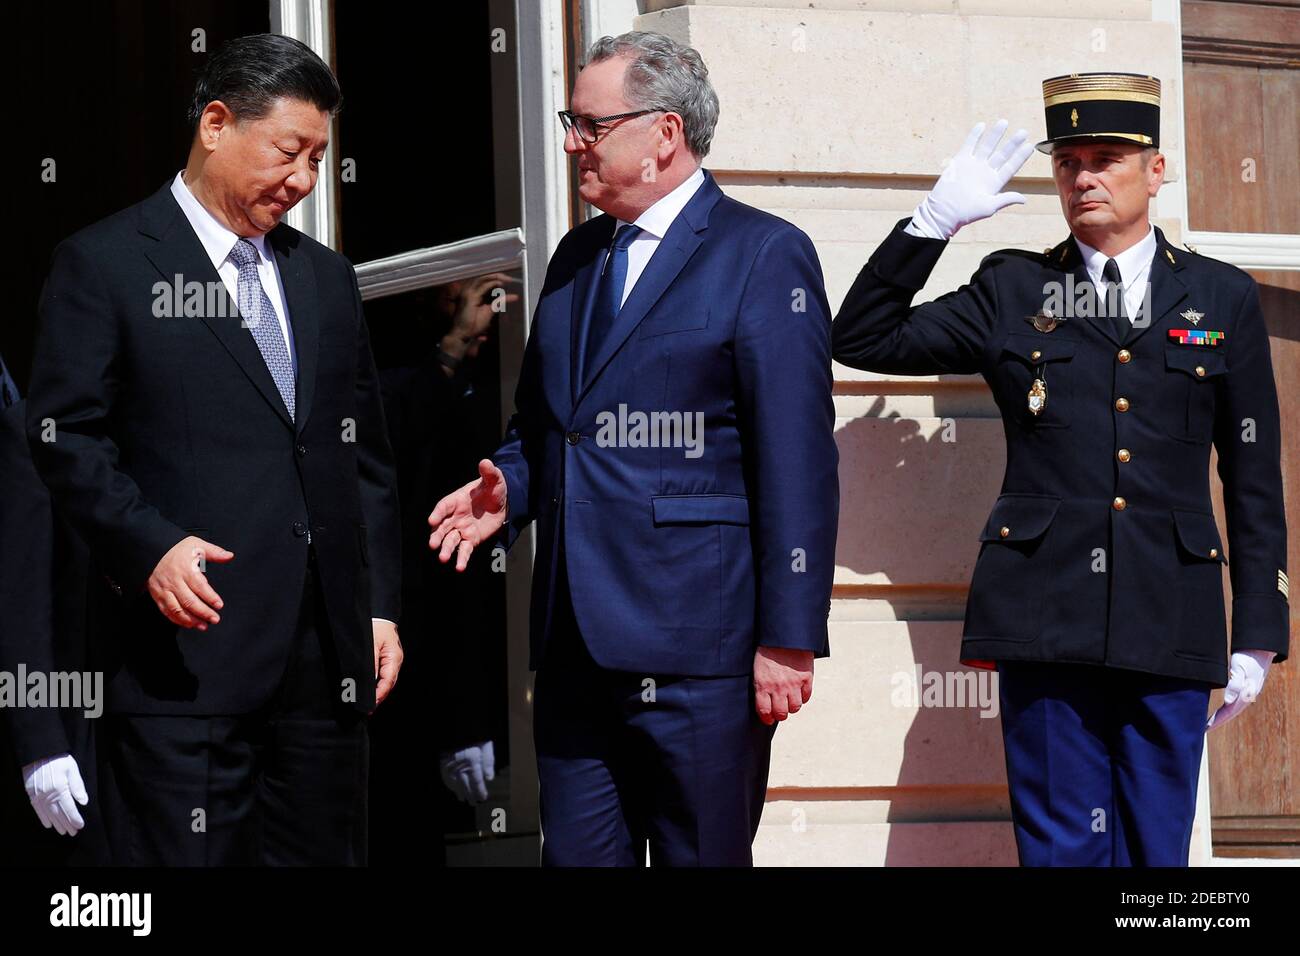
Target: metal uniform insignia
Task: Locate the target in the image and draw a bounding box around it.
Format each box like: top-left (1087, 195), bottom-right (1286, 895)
top-left (1030, 308), bottom-right (1060, 333)
top-left (1181, 308), bottom-right (1204, 326)
top-left (1070, 108), bottom-right (1079, 128)
top-left (1028, 378), bottom-right (1047, 415)
top-left (1280, 570), bottom-right (1290, 599)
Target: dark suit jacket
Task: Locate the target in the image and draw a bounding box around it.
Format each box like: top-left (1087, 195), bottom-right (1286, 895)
top-left (496, 170), bottom-right (840, 676)
top-left (0, 400), bottom-right (92, 765)
top-left (832, 219), bottom-right (1289, 686)
top-left (0, 399), bottom-right (110, 865)
top-left (25, 182), bottom-right (401, 714)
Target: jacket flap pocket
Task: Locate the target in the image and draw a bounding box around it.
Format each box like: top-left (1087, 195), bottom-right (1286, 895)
top-left (651, 494), bottom-right (750, 526)
top-left (1172, 510), bottom-right (1227, 563)
top-left (979, 493), bottom-right (1062, 542)
top-left (1001, 331), bottom-right (1078, 365)
top-left (1165, 346), bottom-right (1227, 379)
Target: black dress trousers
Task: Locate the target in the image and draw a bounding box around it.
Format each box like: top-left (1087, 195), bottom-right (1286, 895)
top-left (101, 547), bottom-right (368, 866)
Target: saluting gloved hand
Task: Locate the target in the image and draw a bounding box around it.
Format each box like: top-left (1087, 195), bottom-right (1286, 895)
top-left (1207, 650), bottom-right (1275, 729)
top-left (439, 740), bottom-right (495, 804)
top-left (907, 119), bottom-right (1037, 241)
top-left (22, 753), bottom-right (88, 836)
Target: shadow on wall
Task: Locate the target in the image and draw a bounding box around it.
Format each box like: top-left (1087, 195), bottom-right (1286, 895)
top-left (833, 392), bottom-right (1015, 864)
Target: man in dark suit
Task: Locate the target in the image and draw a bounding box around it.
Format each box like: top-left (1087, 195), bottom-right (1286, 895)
top-left (429, 31), bottom-right (839, 866)
top-left (24, 34), bottom-right (402, 865)
top-left (0, 394), bottom-right (108, 865)
top-left (832, 74), bottom-right (1288, 866)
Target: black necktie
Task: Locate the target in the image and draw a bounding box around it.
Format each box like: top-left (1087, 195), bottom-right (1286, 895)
top-left (1102, 257), bottom-right (1128, 342)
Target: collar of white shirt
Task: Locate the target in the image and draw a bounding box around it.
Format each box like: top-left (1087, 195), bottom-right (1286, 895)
top-left (615, 166), bottom-right (706, 240)
top-left (170, 170), bottom-right (273, 269)
top-left (1073, 223), bottom-right (1157, 290)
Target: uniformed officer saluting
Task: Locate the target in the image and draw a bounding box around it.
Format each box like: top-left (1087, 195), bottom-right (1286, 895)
top-left (833, 73), bottom-right (1289, 867)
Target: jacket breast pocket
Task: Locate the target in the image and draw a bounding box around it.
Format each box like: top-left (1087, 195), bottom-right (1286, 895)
top-left (637, 306), bottom-right (710, 339)
top-left (965, 493), bottom-right (1062, 642)
top-left (1164, 346), bottom-right (1226, 444)
top-left (996, 332), bottom-right (1077, 429)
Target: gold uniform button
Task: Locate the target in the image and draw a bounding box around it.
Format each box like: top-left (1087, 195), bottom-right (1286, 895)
top-left (1209, 548), bottom-right (1219, 559)
top-left (1030, 350), bottom-right (1042, 361)
top-left (1000, 526), bottom-right (1010, 538)
top-left (1117, 448), bottom-right (1131, 462)
top-left (1115, 397), bottom-right (1130, 412)
top-left (1113, 496), bottom-right (1127, 511)
top-left (1195, 365), bottom-right (1206, 377)
top-left (1117, 349), bottom-right (1131, 364)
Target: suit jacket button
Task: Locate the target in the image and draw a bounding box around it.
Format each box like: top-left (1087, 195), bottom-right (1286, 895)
top-left (1112, 496), bottom-right (1127, 511)
top-left (1115, 397), bottom-right (1130, 412)
top-left (296, 444), bottom-right (307, 456)
top-left (566, 432), bottom-right (580, 446)
top-left (1117, 448), bottom-right (1131, 462)
top-left (292, 521), bottom-right (308, 536)
top-left (1117, 349), bottom-right (1132, 364)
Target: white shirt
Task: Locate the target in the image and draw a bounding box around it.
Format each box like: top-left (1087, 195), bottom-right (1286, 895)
top-left (1073, 225), bottom-right (1157, 324)
top-left (170, 171), bottom-right (296, 371)
top-left (609, 167), bottom-right (706, 307)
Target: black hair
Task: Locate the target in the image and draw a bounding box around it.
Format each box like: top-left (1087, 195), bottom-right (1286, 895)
top-left (187, 33), bottom-right (341, 135)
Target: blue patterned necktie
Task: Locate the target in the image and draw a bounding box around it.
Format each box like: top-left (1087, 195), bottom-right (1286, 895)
top-left (228, 238), bottom-right (295, 421)
top-left (584, 224), bottom-right (642, 376)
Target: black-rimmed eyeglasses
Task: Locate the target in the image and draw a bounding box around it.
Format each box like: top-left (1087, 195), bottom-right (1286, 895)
top-left (558, 109), bottom-right (661, 144)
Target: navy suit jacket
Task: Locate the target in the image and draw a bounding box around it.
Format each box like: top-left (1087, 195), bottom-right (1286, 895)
top-left (496, 170), bottom-right (839, 676)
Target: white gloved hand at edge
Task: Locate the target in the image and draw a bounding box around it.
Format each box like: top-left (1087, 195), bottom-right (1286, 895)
top-left (22, 753), bottom-right (88, 836)
top-left (1207, 650), bottom-right (1275, 729)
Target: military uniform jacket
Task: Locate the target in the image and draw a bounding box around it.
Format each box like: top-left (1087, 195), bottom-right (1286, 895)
top-left (832, 218), bottom-right (1289, 686)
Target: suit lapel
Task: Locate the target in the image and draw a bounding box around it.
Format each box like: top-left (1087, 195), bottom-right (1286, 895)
top-left (1123, 226), bottom-right (1188, 348)
top-left (138, 183), bottom-right (295, 430)
top-left (575, 172), bottom-right (722, 405)
top-left (268, 226), bottom-right (319, 436)
top-left (1042, 237), bottom-right (1122, 347)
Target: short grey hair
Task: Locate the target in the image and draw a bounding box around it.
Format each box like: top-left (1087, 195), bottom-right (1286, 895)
top-left (585, 31), bottom-right (719, 159)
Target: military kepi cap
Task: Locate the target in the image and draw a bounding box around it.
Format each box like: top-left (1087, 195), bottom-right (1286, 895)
top-left (1036, 72), bottom-right (1160, 154)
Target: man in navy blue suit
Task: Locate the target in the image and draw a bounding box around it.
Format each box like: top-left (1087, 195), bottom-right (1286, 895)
top-left (429, 31), bottom-right (839, 866)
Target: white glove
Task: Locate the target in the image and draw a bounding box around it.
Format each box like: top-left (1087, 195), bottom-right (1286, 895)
top-left (22, 753), bottom-right (88, 836)
top-left (1207, 650), bottom-right (1275, 729)
top-left (439, 740), bottom-right (495, 804)
top-left (906, 120), bottom-right (1036, 241)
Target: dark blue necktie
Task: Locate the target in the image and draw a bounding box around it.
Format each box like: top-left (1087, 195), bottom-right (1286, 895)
top-left (0, 354), bottom-right (18, 408)
top-left (584, 224), bottom-right (642, 378)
